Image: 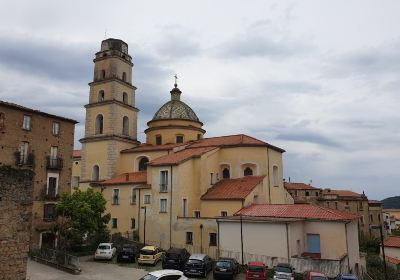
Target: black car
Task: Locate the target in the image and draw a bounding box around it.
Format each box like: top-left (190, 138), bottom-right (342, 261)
top-left (213, 257), bottom-right (239, 279)
top-left (116, 244), bottom-right (138, 263)
top-left (162, 247), bottom-right (190, 270)
top-left (184, 254), bottom-right (213, 278)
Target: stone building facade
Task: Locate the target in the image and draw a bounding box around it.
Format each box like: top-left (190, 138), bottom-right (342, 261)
top-left (0, 166), bottom-right (34, 280)
top-left (0, 101), bottom-right (77, 249)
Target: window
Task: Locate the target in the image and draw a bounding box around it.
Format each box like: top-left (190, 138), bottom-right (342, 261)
top-left (182, 199), bottom-right (188, 217)
top-left (335, 202), bottom-right (338, 209)
top-left (138, 157), bottom-right (149, 171)
top-left (360, 216), bottom-right (364, 224)
top-left (197, 134), bottom-right (201, 140)
top-left (144, 195), bottom-right (151, 204)
top-left (176, 135), bottom-right (184, 144)
top-left (156, 135), bottom-right (162, 145)
top-left (122, 116), bottom-right (129, 135)
top-left (22, 115), bottom-right (31, 130)
top-left (95, 114), bottom-right (103, 134)
top-left (122, 72), bottom-right (126, 81)
top-left (0, 112), bottom-right (4, 131)
top-left (49, 146), bottom-right (58, 168)
top-left (273, 165), bottom-right (279, 186)
top-left (194, 211), bottom-right (201, 218)
top-left (253, 194), bottom-right (259, 203)
top-left (47, 176), bottom-right (58, 198)
top-left (210, 173), bottom-right (214, 185)
top-left (101, 70), bottom-right (106, 79)
top-left (186, 232), bottom-right (193, 244)
top-left (307, 234), bottom-right (320, 253)
top-left (123, 92), bottom-right (128, 104)
top-left (98, 90), bottom-right (105, 102)
top-left (160, 199), bottom-right (167, 213)
top-left (19, 141), bottom-right (29, 164)
top-left (316, 192), bottom-right (319, 197)
top-left (209, 233), bottom-right (217, 246)
top-left (160, 170), bottom-right (168, 192)
top-left (221, 211), bottom-right (228, 217)
top-left (112, 189), bottom-right (120, 205)
top-left (222, 168), bottom-right (230, 179)
top-left (92, 165), bottom-right (100, 181)
top-left (52, 122), bottom-right (60, 136)
top-left (131, 218), bottom-right (136, 229)
top-left (112, 218), bottom-right (118, 228)
top-left (305, 191), bottom-right (310, 197)
top-left (378, 214), bottom-right (381, 222)
top-left (244, 167), bottom-right (253, 176)
top-left (71, 176), bottom-right (80, 188)
top-left (43, 204), bottom-right (56, 220)
top-left (370, 214), bottom-right (374, 223)
top-left (131, 189), bottom-right (136, 204)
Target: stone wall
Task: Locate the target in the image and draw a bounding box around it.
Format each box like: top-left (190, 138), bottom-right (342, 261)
top-left (0, 166), bottom-right (33, 280)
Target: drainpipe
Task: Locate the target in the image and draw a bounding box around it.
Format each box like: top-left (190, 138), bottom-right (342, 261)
top-left (240, 214), bottom-right (244, 265)
top-left (170, 165), bottom-right (173, 249)
top-left (286, 223), bottom-right (290, 262)
top-left (138, 189), bottom-right (141, 242)
top-left (267, 148), bottom-right (271, 204)
top-left (217, 219), bottom-right (220, 258)
top-left (345, 221), bottom-right (351, 273)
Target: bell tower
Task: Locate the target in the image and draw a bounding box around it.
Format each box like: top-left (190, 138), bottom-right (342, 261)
top-left (80, 38), bottom-right (139, 185)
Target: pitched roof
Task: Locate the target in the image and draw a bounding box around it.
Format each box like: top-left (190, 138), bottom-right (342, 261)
top-left (384, 236), bottom-right (400, 248)
top-left (187, 134), bottom-right (285, 153)
top-left (73, 150), bottom-right (81, 158)
top-left (201, 176), bottom-right (265, 201)
top-left (99, 171), bottom-right (147, 186)
top-left (0, 100), bottom-right (78, 123)
top-left (235, 204), bottom-right (359, 221)
top-left (284, 182), bottom-right (319, 190)
top-left (149, 146), bottom-right (217, 166)
top-left (323, 189), bottom-right (363, 198)
top-left (121, 143), bottom-right (181, 153)
top-left (386, 256), bottom-right (400, 265)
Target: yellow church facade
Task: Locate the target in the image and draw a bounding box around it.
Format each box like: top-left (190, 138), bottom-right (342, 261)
top-left (74, 38), bottom-right (289, 257)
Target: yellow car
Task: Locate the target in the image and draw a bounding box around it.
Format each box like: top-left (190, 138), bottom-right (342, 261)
top-left (138, 246), bottom-right (164, 265)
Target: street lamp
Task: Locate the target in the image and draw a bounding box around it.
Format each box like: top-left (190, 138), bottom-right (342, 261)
top-left (371, 224), bottom-right (388, 280)
top-left (141, 206), bottom-right (147, 246)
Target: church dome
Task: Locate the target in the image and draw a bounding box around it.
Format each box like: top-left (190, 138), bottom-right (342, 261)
top-left (152, 86), bottom-right (201, 123)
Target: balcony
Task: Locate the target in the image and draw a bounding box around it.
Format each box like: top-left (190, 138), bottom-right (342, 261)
top-left (41, 185), bottom-right (59, 201)
top-left (160, 184), bottom-right (168, 193)
top-left (14, 152), bottom-right (34, 167)
top-left (46, 156), bottom-right (63, 170)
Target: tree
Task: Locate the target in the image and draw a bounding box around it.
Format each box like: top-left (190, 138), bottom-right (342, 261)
top-left (54, 189), bottom-right (111, 251)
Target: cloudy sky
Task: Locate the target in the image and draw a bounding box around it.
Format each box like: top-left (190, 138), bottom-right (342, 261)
top-left (1, 0), bottom-right (399, 199)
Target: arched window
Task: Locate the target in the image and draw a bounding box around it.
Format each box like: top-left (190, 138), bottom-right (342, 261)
top-left (95, 114), bottom-right (103, 135)
top-left (273, 165), bottom-right (279, 187)
top-left (222, 168), bottom-right (230, 179)
top-left (123, 92), bottom-right (128, 104)
top-left (122, 72), bottom-right (126, 82)
top-left (98, 90), bottom-right (105, 102)
top-left (156, 135), bottom-right (162, 145)
top-left (138, 157), bottom-right (149, 171)
top-left (122, 116), bottom-right (129, 136)
top-left (101, 70), bottom-right (106, 79)
top-left (92, 165), bottom-right (99, 181)
top-left (244, 167), bottom-right (253, 176)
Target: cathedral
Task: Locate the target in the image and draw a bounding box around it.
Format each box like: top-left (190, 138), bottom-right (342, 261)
top-left (73, 38), bottom-right (289, 256)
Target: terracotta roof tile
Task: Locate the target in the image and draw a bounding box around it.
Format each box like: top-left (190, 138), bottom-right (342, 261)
top-left (384, 236), bottom-right (400, 248)
top-left (284, 182), bottom-right (319, 190)
top-left (73, 150), bottom-right (81, 158)
top-left (323, 189), bottom-right (363, 198)
top-left (149, 146), bottom-right (217, 166)
top-left (187, 134), bottom-right (285, 152)
top-left (235, 204), bottom-right (359, 221)
top-left (201, 176), bottom-right (265, 201)
top-left (121, 143), bottom-right (181, 153)
top-left (100, 171), bottom-right (147, 185)
top-left (386, 256), bottom-right (400, 265)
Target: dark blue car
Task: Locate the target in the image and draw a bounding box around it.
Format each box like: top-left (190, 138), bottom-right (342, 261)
top-left (336, 274), bottom-right (358, 280)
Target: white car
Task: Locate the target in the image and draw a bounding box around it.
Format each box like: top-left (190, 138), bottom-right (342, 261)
top-left (139, 270), bottom-right (188, 280)
top-left (94, 243), bottom-right (116, 260)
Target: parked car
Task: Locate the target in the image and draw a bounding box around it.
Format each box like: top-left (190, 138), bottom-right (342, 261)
top-left (94, 243), bottom-right (116, 260)
top-left (213, 257), bottom-right (240, 279)
top-left (273, 263), bottom-right (294, 280)
top-left (336, 274), bottom-right (358, 280)
top-left (116, 244), bottom-right (138, 263)
top-left (303, 271), bottom-right (329, 280)
top-left (139, 269), bottom-right (188, 280)
top-left (162, 247), bottom-right (190, 270)
top-left (184, 253), bottom-right (213, 278)
top-left (245, 262), bottom-right (267, 280)
top-left (138, 245), bottom-right (164, 265)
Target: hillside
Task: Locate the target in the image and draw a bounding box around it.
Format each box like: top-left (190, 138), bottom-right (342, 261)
top-left (382, 196), bottom-right (400, 209)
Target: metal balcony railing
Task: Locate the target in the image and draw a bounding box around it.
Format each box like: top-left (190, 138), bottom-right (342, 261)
top-left (14, 152), bottom-right (34, 167)
top-left (160, 183), bottom-right (168, 193)
top-left (46, 156), bottom-right (63, 170)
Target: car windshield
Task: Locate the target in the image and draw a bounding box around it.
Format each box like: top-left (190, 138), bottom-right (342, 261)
top-left (342, 277), bottom-right (357, 280)
top-left (166, 253), bottom-right (180, 259)
top-left (276, 266), bottom-right (292, 273)
top-left (98, 245), bottom-right (110, 250)
top-left (139, 274), bottom-right (158, 280)
top-left (311, 277), bottom-right (327, 280)
top-left (140, 249), bottom-right (156, 255)
top-left (216, 261), bottom-right (231, 268)
top-left (122, 247), bottom-right (134, 252)
top-left (248, 266), bottom-right (264, 272)
top-left (187, 259), bottom-right (203, 264)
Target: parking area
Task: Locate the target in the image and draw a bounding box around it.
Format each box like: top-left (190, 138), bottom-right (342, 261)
top-left (27, 256), bottom-right (246, 280)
